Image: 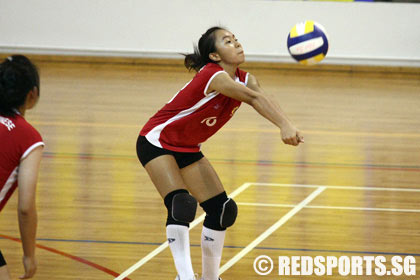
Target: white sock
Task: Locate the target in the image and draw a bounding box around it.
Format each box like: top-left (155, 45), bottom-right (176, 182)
top-left (166, 224), bottom-right (195, 280)
top-left (201, 226), bottom-right (226, 280)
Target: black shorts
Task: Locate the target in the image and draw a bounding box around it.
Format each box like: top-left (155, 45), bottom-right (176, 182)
top-left (0, 250), bottom-right (6, 267)
top-left (136, 136), bottom-right (204, 169)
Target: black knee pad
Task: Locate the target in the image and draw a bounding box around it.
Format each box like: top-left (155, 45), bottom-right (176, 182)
top-left (164, 189), bottom-right (197, 226)
top-left (200, 191), bottom-right (238, 231)
top-left (220, 198), bottom-right (238, 228)
top-left (0, 250), bottom-right (6, 267)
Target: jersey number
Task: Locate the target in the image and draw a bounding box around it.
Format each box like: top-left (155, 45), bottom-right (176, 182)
top-left (201, 117), bottom-right (217, 127)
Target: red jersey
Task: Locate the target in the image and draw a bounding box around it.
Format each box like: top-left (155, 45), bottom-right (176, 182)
top-left (0, 113), bottom-right (44, 211)
top-left (140, 63), bottom-right (249, 152)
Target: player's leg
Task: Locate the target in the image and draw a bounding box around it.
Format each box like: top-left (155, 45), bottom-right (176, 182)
top-left (0, 266), bottom-right (11, 280)
top-left (137, 136), bottom-right (197, 280)
top-left (144, 155), bottom-right (198, 279)
top-left (180, 157), bottom-right (238, 280)
top-left (0, 251), bottom-right (11, 280)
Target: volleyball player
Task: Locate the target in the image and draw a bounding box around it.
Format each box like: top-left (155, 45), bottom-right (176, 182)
top-left (0, 55), bottom-right (44, 279)
top-left (136, 27), bottom-right (303, 280)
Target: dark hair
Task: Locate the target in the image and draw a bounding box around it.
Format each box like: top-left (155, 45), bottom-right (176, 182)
top-left (0, 55), bottom-right (40, 117)
top-left (184, 26), bottom-right (225, 72)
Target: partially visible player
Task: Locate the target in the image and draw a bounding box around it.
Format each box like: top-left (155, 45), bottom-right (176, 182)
top-left (0, 55), bottom-right (44, 279)
top-left (137, 27), bottom-right (303, 280)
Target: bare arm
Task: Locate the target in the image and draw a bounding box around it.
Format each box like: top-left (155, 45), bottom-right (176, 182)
top-left (17, 145), bottom-right (43, 279)
top-left (208, 72), bottom-right (303, 145)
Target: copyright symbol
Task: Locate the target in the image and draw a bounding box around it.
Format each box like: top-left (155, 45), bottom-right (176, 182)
top-left (254, 255), bottom-right (273, 275)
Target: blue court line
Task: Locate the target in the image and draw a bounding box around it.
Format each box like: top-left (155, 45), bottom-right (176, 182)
top-left (241, 246), bottom-right (420, 257)
top-left (42, 151), bottom-right (420, 172)
top-left (2, 237), bottom-right (418, 257)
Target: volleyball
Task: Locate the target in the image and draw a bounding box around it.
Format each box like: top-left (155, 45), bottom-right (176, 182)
top-left (287, 21), bottom-right (329, 65)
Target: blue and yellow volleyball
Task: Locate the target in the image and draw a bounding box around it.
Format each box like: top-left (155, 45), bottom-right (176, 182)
top-left (287, 21), bottom-right (329, 65)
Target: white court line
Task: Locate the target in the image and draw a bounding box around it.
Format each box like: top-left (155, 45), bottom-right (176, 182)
top-left (250, 182), bottom-right (420, 192)
top-left (219, 186), bottom-right (326, 275)
top-left (237, 202), bottom-right (420, 213)
top-left (114, 182), bottom-right (253, 280)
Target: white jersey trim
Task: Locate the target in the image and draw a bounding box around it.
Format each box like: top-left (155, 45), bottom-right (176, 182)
top-left (21, 142), bottom-right (44, 161)
top-left (145, 91), bottom-right (220, 148)
top-left (204, 70), bottom-right (226, 97)
top-left (244, 72), bottom-right (249, 86)
top-left (0, 167), bottom-right (18, 203)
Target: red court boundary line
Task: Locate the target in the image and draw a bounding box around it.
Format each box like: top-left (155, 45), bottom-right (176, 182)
top-left (0, 234), bottom-right (131, 280)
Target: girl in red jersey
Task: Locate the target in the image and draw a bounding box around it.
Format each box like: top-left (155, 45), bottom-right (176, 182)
top-left (0, 55), bottom-right (43, 279)
top-left (136, 27), bottom-right (303, 280)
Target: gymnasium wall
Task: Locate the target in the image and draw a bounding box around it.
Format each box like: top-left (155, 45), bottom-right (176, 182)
top-left (0, 0), bottom-right (419, 67)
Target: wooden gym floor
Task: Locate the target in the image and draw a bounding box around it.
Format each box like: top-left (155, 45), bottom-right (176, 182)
top-left (0, 57), bottom-right (419, 279)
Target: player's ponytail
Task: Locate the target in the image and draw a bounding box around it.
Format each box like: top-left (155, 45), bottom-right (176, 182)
top-left (184, 26), bottom-right (224, 72)
top-left (0, 55), bottom-right (39, 117)
top-left (184, 46), bottom-right (202, 72)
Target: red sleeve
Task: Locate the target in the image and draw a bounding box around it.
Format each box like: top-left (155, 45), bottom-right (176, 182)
top-left (17, 120), bottom-right (44, 160)
top-left (193, 63), bottom-right (226, 97)
top-left (164, 63), bottom-right (225, 110)
top-left (236, 68), bottom-right (249, 85)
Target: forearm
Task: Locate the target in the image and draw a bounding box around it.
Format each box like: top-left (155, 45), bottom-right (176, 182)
top-left (250, 93), bottom-right (292, 130)
top-left (18, 208), bottom-right (37, 257)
